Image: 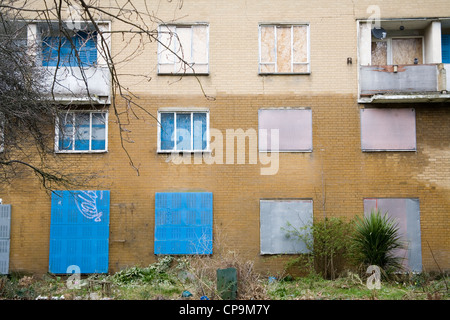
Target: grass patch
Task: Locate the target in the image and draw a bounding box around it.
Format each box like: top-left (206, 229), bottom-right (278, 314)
top-left (1, 257), bottom-right (448, 300)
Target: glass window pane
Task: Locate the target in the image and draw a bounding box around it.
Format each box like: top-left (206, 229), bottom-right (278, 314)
top-left (91, 113), bottom-right (106, 150)
top-left (160, 113), bottom-right (175, 150)
top-left (193, 113), bottom-right (207, 150)
top-left (74, 113), bottom-right (90, 151)
top-left (58, 113), bottom-right (74, 150)
top-left (176, 113), bottom-right (192, 150)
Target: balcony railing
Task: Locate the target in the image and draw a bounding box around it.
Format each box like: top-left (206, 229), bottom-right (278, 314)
top-left (42, 66), bottom-right (111, 104)
top-left (359, 63), bottom-right (450, 103)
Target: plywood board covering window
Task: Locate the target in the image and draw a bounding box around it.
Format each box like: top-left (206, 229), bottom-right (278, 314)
top-left (371, 41), bottom-right (387, 65)
top-left (371, 37), bottom-right (423, 65)
top-left (392, 38), bottom-right (423, 65)
top-left (259, 24), bottom-right (310, 74)
top-left (158, 24), bottom-right (209, 74)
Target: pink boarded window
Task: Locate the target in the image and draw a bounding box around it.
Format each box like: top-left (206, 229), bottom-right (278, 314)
top-left (361, 108), bottom-right (416, 151)
top-left (258, 108), bottom-right (312, 152)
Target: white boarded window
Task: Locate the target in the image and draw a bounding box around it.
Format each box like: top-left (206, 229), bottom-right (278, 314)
top-left (158, 24), bottom-right (209, 74)
top-left (361, 108), bottom-right (416, 151)
top-left (260, 199), bottom-right (313, 254)
top-left (259, 108), bottom-right (312, 152)
top-left (259, 24), bottom-right (310, 74)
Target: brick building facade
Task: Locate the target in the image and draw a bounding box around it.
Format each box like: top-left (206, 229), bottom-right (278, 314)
top-left (0, 1), bottom-right (449, 275)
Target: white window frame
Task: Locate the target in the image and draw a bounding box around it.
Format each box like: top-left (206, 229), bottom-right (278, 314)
top-left (157, 23), bottom-right (209, 75)
top-left (55, 110), bottom-right (108, 153)
top-left (259, 23), bottom-right (311, 74)
top-left (157, 109), bottom-right (210, 153)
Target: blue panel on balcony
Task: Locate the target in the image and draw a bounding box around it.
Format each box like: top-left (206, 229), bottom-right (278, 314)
top-left (155, 192), bottom-right (213, 255)
top-left (442, 35), bottom-right (450, 63)
top-left (42, 31), bottom-right (97, 67)
top-left (49, 190), bottom-right (110, 274)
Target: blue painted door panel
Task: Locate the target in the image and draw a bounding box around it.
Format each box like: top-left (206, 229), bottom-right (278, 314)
top-left (49, 190), bottom-right (110, 274)
top-left (0, 205), bottom-right (11, 274)
top-left (155, 192), bottom-right (213, 255)
top-left (442, 35), bottom-right (450, 63)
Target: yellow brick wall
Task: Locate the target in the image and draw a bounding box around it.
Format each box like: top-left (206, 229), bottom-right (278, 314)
top-left (1, 0), bottom-right (449, 275)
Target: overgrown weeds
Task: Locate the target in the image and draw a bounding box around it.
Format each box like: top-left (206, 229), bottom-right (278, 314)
top-left (1, 266), bottom-right (448, 300)
top-left (283, 217), bottom-right (355, 279)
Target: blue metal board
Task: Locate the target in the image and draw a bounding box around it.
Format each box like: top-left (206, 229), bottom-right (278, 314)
top-left (42, 32), bottom-right (97, 67)
top-left (442, 35), bottom-right (450, 64)
top-left (155, 192), bottom-right (213, 254)
top-left (49, 190), bottom-right (110, 274)
top-left (0, 205), bottom-right (11, 274)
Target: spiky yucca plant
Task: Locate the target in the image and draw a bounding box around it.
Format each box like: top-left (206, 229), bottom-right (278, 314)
top-left (352, 209), bottom-right (404, 274)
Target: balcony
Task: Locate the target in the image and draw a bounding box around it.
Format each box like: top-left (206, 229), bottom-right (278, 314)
top-left (359, 63), bottom-right (450, 103)
top-left (358, 18), bottom-right (450, 103)
top-left (27, 21), bottom-right (111, 104)
top-left (42, 65), bottom-right (111, 104)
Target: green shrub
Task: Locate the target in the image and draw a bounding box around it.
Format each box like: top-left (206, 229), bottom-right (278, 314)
top-left (109, 255), bottom-right (176, 285)
top-left (351, 209), bottom-right (404, 275)
top-left (284, 217), bottom-right (355, 279)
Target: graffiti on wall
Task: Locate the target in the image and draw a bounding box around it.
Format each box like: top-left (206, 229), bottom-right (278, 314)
top-left (75, 190), bottom-right (103, 222)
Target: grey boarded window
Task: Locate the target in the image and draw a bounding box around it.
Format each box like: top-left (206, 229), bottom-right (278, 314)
top-left (364, 198), bottom-right (422, 272)
top-left (260, 199), bottom-right (313, 254)
top-left (0, 204), bottom-right (11, 274)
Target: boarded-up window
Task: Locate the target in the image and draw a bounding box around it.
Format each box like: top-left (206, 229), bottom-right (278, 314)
top-left (42, 31), bottom-right (98, 67)
top-left (392, 38), bottom-right (423, 65)
top-left (363, 198), bottom-right (422, 272)
top-left (158, 111), bottom-right (209, 152)
top-left (371, 41), bottom-right (387, 65)
top-left (259, 24), bottom-right (310, 74)
top-left (56, 111), bottom-right (108, 153)
top-left (361, 108), bottom-right (416, 151)
top-left (260, 199), bottom-right (313, 254)
top-left (0, 205), bottom-right (11, 275)
top-left (258, 108), bottom-right (312, 152)
top-left (155, 192), bottom-right (213, 255)
top-left (442, 34), bottom-right (450, 63)
top-left (49, 190), bottom-right (110, 274)
top-left (371, 38), bottom-right (423, 65)
top-left (158, 24), bottom-right (209, 74)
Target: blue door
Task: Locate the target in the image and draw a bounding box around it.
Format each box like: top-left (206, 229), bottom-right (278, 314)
top-left (49, 190), bottom-right (110, 274)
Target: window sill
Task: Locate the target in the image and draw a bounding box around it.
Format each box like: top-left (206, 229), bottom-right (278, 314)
top-left (362, 149), bottom-right (417, 152)
top-left (259, 150), bottom-right (313, 153)
top-left (157, 72), bottom-right (209, 76)
top-left (157, 150), bottom-right (211, 154)
top-left (55, 150), bottom-right (108, 154)
top-left (259, 72), bottom-right (311, 76)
